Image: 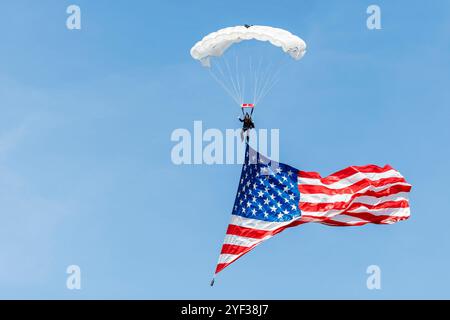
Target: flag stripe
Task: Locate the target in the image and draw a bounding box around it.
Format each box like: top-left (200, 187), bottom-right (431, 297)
top-left (301, 201), bottom-right (410, 217)
top-left (298, 164), bottom-right (394, 183)
top-left (298, 169), bottom-right (404, 189)
top-left (229, 214), bottom-right (292, 231)
top-left (299, 177), bottom-right (406, 195)
top-left (299, 184), bottom-right (411, 204)
top-left (299, 192), bottom-right (410, 212)
top-left (222, 234), bottom-right (263, 247)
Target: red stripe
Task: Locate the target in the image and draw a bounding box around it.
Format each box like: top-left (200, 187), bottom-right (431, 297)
top-left (343, 211), bottom-right (410, 224)
top-left (221, 244), bottom-right (252, 255)
top-left (299, 177), bottom-right (406, 195)
top-left (300, 199), bottom-right (409, 213)
top-left (300, 212), bottom-right (409, 226)
top-left (226, 224), bottom-right (272, 239)
top-left (216, 263), bottom-right (228, 274)
top-left (298, 164), bottom-right (394, 185)
top-left (300, 184), bottom-right (411, 213)
top-left (321, 220), bottom-right (368, 227)
top-left (346, 200), bottom-right (409, 211)
top-left (226, 218), bottom-right (306, 240)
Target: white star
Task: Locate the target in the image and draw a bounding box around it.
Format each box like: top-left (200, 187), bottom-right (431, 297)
top-left (289, 194), bottom-right (295, 200)
top-left (241, 207), bottom-right (246, 213)
top-left (252, 196), bottom-right (257, 203)
top-left (284, 197), bottom-right (290, 203)
top-left (239, 199), bottom-right (243, 205)
top-left (258, 204), bottom-right (263, 210)
top-left (276, 202), bottom-right (282, 208)
top-left (287, 170), bottom-right (293, 176)
top-left (275, 167), bottom-right (282, 174)
top-left (283, 209), bottom-right (289, 215)
top-left (290, 182), bottom-right (294, 188)
top-left (277, 190), bottom-right (282, 196)
top-left (270, 205), bottom-right (277, 212)
top-left (270, 182), bottom-right (275, 189)
top-left (259, 179), bottom-right (264, 185)
top-left (251, 208), bottom-right (257, 215)
top-left (283, 186), bottom-right (289, 192)
top-left (246, 181), bottom-right (251, 187)
top-left (263, 212), bottom-right (269, 218)
top-left (281, 176), bottom-right (288, 182)
top-left (263, 198), bottom-right (270, 205)
top-left (258, 191), bottom-right (264, 197)
top-left (291, 204), bottom-right (297, 211)
top-left (277, 213), bottom-right (284, 220)
top-left (270, 194), bottom-right (275, 200)
top-left (246, 201), bottom-right (251, 208)
top-left (264, 187), bottom-right (270, 193)
top-left (253, 183), bottom-right (257, 190)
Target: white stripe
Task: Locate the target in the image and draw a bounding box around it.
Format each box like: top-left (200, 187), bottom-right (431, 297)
top-left (299, 182), bottom-right (410, 204)
top-left (229, 214), bottom-right (298, 231)
top-left (298, 169), bottom-right (403, 189)
top-left (222, 234), bottom-right (266, 248)
top-left (302, 193), bottom-right (410, 217)
top-left (218, 253), bottom-right (239, 265)
top-left (325, 214), bottom-right (368, 224)
top-left (346, 206), bottom-right (410, 217)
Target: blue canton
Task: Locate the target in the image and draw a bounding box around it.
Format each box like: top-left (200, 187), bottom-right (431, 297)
top-left (232, 146), bottom-right (301, 222)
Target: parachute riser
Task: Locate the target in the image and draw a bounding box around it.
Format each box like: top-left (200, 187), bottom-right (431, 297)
top-left (241, 103), bottom-right (255, 116)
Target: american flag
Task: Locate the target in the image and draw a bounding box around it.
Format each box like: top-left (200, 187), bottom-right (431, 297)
top-left (214, 144), bottom-right (411, 276)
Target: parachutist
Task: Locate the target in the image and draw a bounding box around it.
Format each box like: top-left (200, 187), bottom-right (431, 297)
top-left (239, 112), bottom-right (255, 142)
top-left (244, 24), bottom-right (253, 28)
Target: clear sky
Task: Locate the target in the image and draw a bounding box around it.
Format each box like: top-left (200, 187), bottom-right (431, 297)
top-left (0, 0), bottom-right (449, 299)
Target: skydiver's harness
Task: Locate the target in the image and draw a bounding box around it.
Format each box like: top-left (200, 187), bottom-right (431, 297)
top-left (240, 103), bottom-right (255, 131)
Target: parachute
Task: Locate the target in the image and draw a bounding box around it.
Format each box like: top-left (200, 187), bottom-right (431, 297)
top-left (191, 25), bottom-right (307, 108)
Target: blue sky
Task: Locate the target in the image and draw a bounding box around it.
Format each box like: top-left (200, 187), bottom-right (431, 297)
top-left (0, 0), bottom-right (449, 299)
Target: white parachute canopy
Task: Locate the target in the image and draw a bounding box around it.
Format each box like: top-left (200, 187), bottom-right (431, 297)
top-left (191, 25), bottom-right (307, 106)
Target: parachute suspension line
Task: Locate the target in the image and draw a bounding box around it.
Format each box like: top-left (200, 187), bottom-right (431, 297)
top-left (254, 59), bottom-right (275, 105)
top-left (254, 56), bottom-right (291, 105)
top-left (216, 58), bottom-right (240, 103)
top-left (255, 65), bottom-right (281, 105)
top-left (241, 57), bottom-right (246, 105)
top-left (252, 56), bottom-right (263, 105)
top-left (210, 57), bottom-right (241, 105)
top-left (247, 54), bottom-right (254, 105)
top-left (209, 68), bottom-right (241, 105)
top-left (234, 54), bottom-right (243, 105)
top-left (224, 55), bottom-right (242, 106)
top-left (257, 60), bottom-right (289, 104)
